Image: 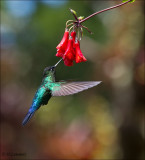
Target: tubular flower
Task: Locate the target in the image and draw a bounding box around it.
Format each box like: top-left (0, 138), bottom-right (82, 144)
top-left (63, 36), bottom-right (75, 62)
top-left (56, 28), bottom-right (69, 56)
top-left (70, 31), bottom-right (76, 55)
top-left (75, 40), bottom-right (87, 63)
top-left (64, 58), bottom-right (73, 66)
top-left (70, 31), bottom-right (76, 45)
top-left (56, 48), bottom-right (64, 57)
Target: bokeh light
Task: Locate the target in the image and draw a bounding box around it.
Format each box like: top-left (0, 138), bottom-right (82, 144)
top-left (1, 1), bottom-right (144, 160)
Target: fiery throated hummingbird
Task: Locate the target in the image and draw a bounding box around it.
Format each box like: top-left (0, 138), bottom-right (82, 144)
top-left (22, 59), bottom-right (101, 125)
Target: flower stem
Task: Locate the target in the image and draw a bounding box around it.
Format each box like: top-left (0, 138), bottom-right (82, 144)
top-left (79, 0), bottom-right (132, 24)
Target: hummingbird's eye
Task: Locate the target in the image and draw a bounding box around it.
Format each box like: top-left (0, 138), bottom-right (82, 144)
top-left (50, 66), bottom-right (55, 71)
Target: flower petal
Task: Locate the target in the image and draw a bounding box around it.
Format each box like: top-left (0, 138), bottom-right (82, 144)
top-left (76, 54), bottom-right (87, 63)
top-left (56, 28), bottom-right (69, 51)
top-left (63, 37), bottom-right (75, 61)
top-left (70, 31), bottom-right (76, 42)
top-left (75, 40), bottom-right (87, 63)
top-left (56, 48), bottom-right (64, 57)
top-left (64, 58), bottom-right (73, 66)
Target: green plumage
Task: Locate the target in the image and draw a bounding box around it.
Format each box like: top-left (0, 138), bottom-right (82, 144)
top-left (22, 65), bottom-right (101, 125)
top-left (22, 66), bottom-right (60, 125)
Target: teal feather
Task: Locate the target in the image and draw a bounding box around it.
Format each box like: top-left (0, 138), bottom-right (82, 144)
top-left (22, 66), bottom-right (101, 126)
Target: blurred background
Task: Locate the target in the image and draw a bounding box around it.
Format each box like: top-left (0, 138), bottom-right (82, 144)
top-left (0, 0), bottom-right (144, 160)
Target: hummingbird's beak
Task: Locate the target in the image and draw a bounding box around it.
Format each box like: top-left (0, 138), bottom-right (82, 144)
top-left (54, 58), bottom-right (63, 67)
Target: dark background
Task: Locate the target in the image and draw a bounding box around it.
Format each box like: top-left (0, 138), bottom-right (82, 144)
top-left (1, 1), bottom-right (144, 160)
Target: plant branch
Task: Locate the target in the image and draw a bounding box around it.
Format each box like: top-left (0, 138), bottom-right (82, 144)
top-left (79, 0), bottom-right (132, 24)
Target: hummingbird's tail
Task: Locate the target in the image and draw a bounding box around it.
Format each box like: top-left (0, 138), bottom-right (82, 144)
top-left (22, 111), bottom-right (35, 126)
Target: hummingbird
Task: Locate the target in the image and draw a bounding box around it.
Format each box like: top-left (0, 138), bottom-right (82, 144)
top-left (22, 59), bottom-right (101, 125)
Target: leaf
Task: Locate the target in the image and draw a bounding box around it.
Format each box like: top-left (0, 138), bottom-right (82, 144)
top-left (69, 8), bottom-right (78, 21)
top-left (78, 16), bottom-right (84, 20)
top-left (122, 0), bottom-right (135, 3)
top-left (69, 8), bottom-right (77, 16)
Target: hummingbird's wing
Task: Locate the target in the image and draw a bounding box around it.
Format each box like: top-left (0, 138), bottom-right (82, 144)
top-left (52, 81), bottom-right (101, 96)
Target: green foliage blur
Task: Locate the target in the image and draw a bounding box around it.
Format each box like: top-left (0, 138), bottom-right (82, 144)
top-left (1, 1), bottom-right (144, 160)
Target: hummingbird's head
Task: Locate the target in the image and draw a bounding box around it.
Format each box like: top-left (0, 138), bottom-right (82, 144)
top-left (43, 66), bottom-right (56, 76)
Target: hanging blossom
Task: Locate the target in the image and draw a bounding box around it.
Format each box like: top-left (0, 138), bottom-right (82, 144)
top-left (55, 0), bottom-right (135, 66)
top-left (56, 10), bottom-right (89, 66)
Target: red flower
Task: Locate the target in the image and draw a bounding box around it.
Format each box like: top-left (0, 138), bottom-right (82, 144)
top-left (56, 48), bottom-right (64, 57)
top-left (64, 58), bottom-right (73, 66)
top-left (70, 31), bottom-right (76, 51)
top-left (70, 31), bottom-right (76, 43)
top-left (75, 40), bottom-right (87, 63)
top-left (56, 28), bottom-right (69, 56)
top-left (56, 29), bottom-right (87, 66)
top-left (63, 36), bottom-right (75, 61)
